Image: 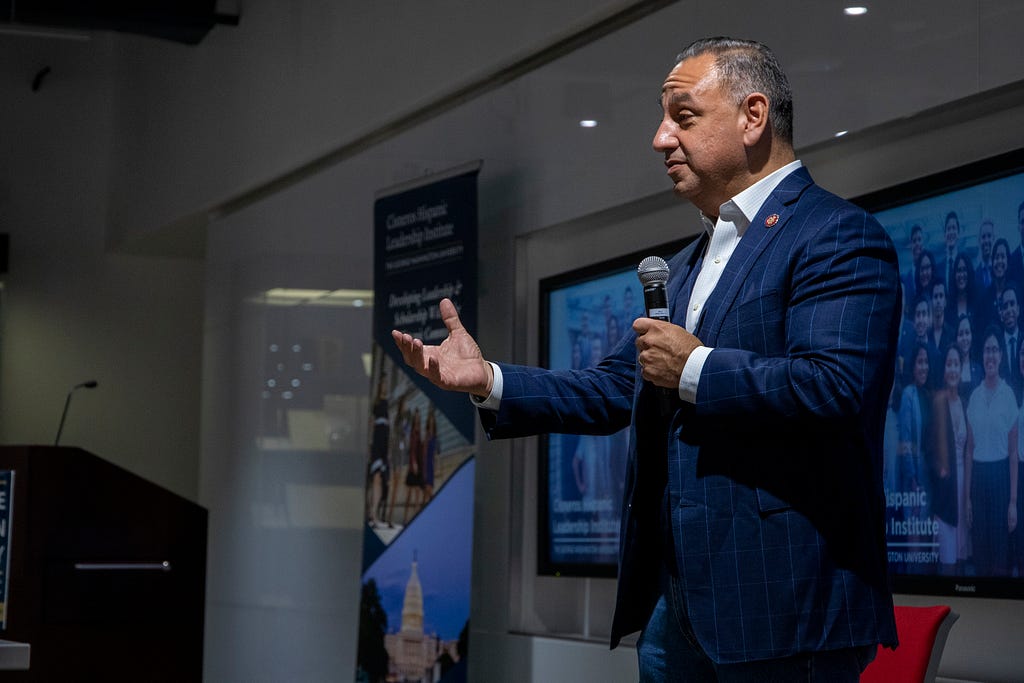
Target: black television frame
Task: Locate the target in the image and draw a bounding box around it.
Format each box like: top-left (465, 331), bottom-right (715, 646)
top-left (853, 146), bottom-right (1024, 600)
top-left (536, 238), bottom-right (692, 577)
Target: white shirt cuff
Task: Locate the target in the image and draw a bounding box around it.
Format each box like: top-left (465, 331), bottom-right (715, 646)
top-left (679, 346), bottom-right (712, 403)
top-left (469, 362), bottom-right (503, 410)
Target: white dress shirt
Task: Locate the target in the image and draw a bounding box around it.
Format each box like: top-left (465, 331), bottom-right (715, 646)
top-left (678, 160), bottom-right (802, 401)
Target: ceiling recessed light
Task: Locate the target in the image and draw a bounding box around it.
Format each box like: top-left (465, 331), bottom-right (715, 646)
top-left (844, 6), bottom-right (868, 16)
top-left (579, 119), bottom-right (598, 128)
top-left (835, 130), bottom-right (849, 137)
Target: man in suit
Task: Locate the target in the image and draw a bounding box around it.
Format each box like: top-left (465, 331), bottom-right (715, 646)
top-left (901, 224), bottom-right (925, 314)
top-left (393, 37), bottom-right (899, 682)
top-left (900, 292), bottom-right (939, 388)
top-left (976, 218), bottom-right (995, 291)
top-left (935, 211), bottom-right (962, 293)
top-left (999, 284), bottom-right (1023, 399)
top-left (1008, 201), bottom-right (1024, 287)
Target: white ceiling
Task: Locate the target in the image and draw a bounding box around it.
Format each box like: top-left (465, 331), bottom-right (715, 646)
top-left (538, 0), bottom-right (1024, 149)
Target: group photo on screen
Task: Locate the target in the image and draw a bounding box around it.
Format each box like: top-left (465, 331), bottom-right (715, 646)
top-left (866, 152), bottom-right (1024, 584)
top-left (536, 153), bottom-right (1024, 587)
top-left (543, 269), bottom-right (640, 571)
top-left (539, 241), bottom-right (687, 574)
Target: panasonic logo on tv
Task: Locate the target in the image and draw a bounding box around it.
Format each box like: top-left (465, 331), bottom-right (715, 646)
top-left (954, 583), bottom-right (977, 593)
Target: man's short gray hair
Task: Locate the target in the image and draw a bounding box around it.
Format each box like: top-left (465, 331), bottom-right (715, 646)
top-left (676, 37), bottom-right (794, 145)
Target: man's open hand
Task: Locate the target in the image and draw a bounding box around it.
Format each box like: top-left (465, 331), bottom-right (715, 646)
top-left (391, 298), bottom-right (493, 397)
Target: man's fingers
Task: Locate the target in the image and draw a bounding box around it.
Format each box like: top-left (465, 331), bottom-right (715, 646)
top-left (409, 338), bottom-right (429, 374)
top-left (391, 330), bottom-right (413, 363)
top-left (391, 329), bottom-right (410, 350)
top-left (439, 298), bottom-right (465, 335)
top-left (426, 354), bottom-right (442, 384)
top-left (392, 330), bottom-right (422, 369)
top-left (632, 317), bottom-right (655, 334)
top-left (392, 329), bottom-right (427, 374)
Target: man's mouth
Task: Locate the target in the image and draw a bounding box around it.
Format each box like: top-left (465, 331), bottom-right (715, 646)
top-left (665, 158), bottom-right (686, 174)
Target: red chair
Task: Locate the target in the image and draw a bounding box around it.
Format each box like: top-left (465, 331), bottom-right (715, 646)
top-left (861, 605), bottom-right (959, 683)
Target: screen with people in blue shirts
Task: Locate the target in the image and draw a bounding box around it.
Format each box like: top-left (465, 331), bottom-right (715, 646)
top-left (859, 148), bottom-right (1024, 597)
top-left (538, 150), bottom-right (1024, 594)
top-left (539, 241), bottom-right (687, 576)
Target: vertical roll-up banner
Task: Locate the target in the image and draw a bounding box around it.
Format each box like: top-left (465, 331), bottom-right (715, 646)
top-left (357, 163), bottom-right (479, 683)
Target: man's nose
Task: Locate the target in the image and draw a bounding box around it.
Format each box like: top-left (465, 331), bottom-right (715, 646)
top-left (652, 124), bottom-right (674, 151)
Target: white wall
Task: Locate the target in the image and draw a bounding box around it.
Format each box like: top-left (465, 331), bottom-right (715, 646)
top-left (105, 0), bottom-right (644, 249)
top-left (0, 33), bottom-right (204, 498)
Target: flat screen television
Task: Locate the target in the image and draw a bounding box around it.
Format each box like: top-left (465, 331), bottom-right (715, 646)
top-left (853, 147), bottom-right (1024, 599)
top-left (537, 239), bottom-right (691, 576)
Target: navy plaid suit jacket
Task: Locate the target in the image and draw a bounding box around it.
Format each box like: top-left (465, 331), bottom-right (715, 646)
top-left (480, 167), bottom-right (900, 663)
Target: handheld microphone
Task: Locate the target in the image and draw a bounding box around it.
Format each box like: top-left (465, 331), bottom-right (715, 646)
top-left (637, 256), bottom-right (670, 322)
top-left (54, 380), bottom-right (98, 446)
top-left (637, 257), bottom-right (673, 413)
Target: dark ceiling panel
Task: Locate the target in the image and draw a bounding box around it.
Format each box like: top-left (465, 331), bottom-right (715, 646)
top-left (1, 0), bottom-right (236, 44)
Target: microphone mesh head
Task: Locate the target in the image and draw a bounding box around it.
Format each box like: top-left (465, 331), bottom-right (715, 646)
top-left (637, 256), bottom-right (669, 286)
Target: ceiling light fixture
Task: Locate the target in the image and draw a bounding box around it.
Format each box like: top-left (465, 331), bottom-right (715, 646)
top-left (844, 6), bottom-right (868, 16)
top-left (249, 288), bottom-right (374, 307)
top-left (835, 130), bottom-right (849, 137)
top-left (579, 120), bottom-right (598, 128)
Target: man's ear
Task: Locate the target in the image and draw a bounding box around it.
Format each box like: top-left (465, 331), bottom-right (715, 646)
top-left (741, 92), bottom-right (770, 146)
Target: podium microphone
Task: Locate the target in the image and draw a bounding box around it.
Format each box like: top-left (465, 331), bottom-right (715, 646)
top-left (637, 256), bottom-right (673, 414)
top-left (54, 380), bottom-right (98, 446)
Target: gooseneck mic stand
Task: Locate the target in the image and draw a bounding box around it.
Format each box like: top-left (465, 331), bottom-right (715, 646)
top-left (54, 380), bottom-right (98, 446)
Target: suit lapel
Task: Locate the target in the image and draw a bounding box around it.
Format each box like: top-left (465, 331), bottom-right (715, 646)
top-left (696, 168), bottom-right (813, 340)
top-left (667, 232), bottom-right (708, 326)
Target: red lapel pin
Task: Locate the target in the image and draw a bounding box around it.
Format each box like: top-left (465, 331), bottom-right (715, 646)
top-left (765, 213), bottom-right (780, 228)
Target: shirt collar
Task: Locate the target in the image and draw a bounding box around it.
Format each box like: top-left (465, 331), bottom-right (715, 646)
top-left (700, 160), bottom-right (803, 235)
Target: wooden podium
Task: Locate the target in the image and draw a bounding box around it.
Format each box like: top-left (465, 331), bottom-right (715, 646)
top-left (0, 446), bottom-right (207, 681)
